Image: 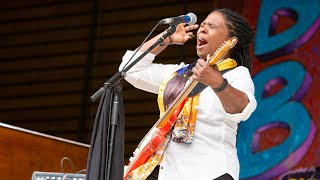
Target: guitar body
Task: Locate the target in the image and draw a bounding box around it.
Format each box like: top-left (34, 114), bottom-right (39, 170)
top-left (123, 98), bottom-right (187, 179)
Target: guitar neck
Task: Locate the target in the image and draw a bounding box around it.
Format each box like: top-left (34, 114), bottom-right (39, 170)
top-left (156, 78), bottom-right (199, 128)
top-left (135, 78), bottom-right (198, 149)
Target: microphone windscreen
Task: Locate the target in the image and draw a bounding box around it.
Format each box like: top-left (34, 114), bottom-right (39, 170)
top-left (187, 12), bottom-right (197, 25)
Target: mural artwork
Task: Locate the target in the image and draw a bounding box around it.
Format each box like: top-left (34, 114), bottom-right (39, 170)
top-left (237, 0), bottom-right (320, 179)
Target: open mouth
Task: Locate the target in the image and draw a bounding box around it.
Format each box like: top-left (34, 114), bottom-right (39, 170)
top-left (197, 36), bottom-right (208, 49)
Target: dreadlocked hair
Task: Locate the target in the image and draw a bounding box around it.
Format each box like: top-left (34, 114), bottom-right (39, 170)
top-left (213, 8), bottom-right (255, 73)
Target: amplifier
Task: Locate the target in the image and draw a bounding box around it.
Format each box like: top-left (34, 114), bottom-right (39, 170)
top-left (31, 171), bottom-right (86, 180)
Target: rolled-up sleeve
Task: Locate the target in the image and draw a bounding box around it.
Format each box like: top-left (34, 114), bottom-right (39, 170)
top-left (223, 66), bottom-right (257, 122)
top-left (119, 50), bottom-right (186, 94)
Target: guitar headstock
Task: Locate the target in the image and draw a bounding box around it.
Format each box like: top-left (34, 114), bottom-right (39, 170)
top-left (207, 36), bottom-right (238, 66)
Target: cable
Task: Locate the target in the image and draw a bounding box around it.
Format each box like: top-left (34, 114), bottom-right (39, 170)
top-left (75, 169), bottom-right (87, 174)
top-left (120, 22), bottom-right (160, 71)
top-left (60, 157), bottom-right (76, 173)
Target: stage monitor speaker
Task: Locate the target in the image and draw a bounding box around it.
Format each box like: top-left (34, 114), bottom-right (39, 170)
top-left (31, 171), bottom-right (86, 180)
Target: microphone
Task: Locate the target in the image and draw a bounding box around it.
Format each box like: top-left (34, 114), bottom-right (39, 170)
top-left (159, 12), bottom-right (197, 25)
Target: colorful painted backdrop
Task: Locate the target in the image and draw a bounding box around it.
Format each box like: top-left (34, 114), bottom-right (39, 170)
top-left (237, 0), bottom-right (320, 179)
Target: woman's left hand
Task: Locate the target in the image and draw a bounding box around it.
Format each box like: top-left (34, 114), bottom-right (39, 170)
top-left (191, 54), bottom-right (224, 88)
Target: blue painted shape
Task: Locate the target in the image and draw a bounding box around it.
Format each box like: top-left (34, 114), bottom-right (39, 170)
top-left (254, 0), bottom-right (320, 58)
top-left (237, 61), bottom-right (311, 179)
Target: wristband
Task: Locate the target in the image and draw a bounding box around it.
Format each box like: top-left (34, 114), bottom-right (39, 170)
top-left (212, 78), bottom-right (228, 92)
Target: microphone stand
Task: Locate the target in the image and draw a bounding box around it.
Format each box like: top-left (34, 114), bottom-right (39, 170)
top-left (89, 24), bottom-right (176, 180)
top-left (90, 24), bottom-right (176, 101)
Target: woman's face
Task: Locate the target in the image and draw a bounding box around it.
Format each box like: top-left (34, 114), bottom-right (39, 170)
top-left (196, 11), bottom-right (230, 60)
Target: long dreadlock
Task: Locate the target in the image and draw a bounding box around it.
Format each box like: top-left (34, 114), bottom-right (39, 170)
top-left (214, 8), bottom-right (255, 73)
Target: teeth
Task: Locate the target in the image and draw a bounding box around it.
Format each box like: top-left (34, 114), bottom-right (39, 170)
top-left (198, 36), bottom-right (204, 41)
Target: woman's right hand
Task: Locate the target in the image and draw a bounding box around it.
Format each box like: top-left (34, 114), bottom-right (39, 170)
top-left (170, 23), bottom-right (199, 45)
top-left (136, 23), bottom-right (199, 55)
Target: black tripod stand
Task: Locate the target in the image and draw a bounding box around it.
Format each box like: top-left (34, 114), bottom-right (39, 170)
top-left (86, 25), bottom-right (176, 180)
